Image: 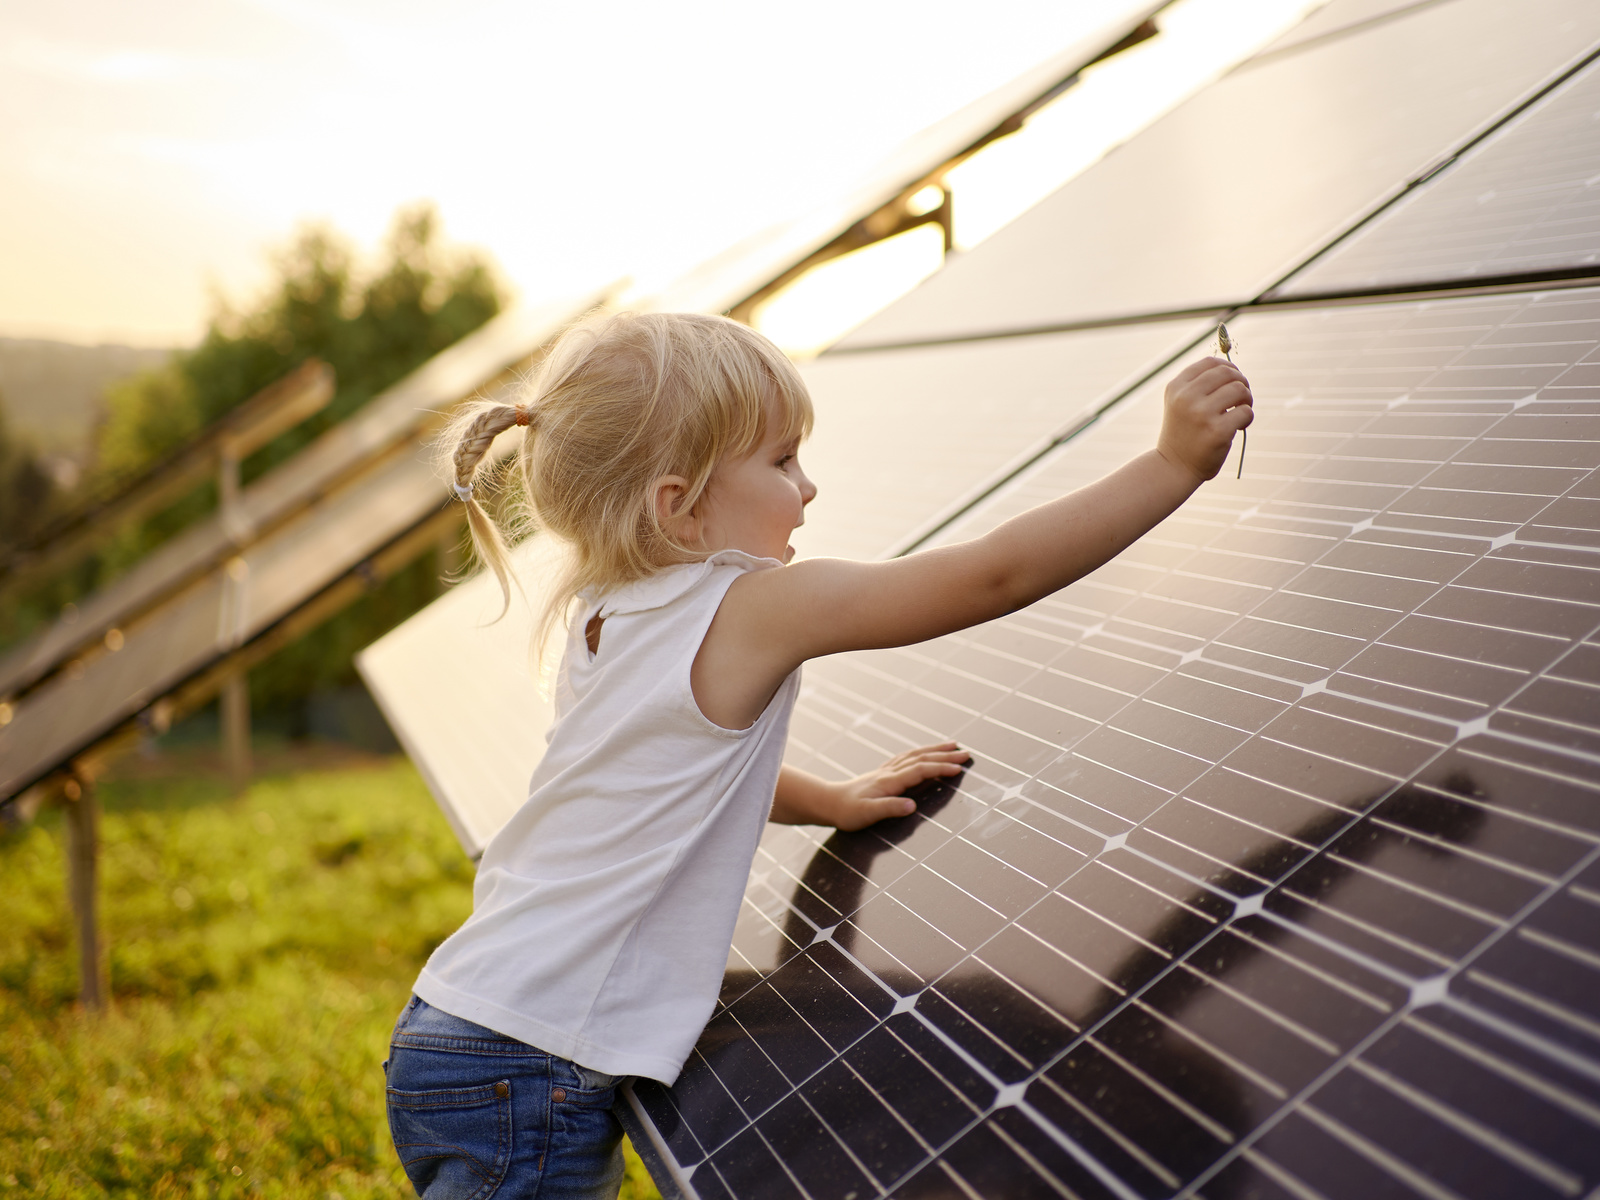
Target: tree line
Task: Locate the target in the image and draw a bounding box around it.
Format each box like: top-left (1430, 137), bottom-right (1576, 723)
top-left (1, 203), bottom-right (505, 736)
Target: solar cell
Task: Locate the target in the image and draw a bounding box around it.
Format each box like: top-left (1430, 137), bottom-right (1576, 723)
top-left (626, 286), bottom-right (1600, 1199)
top-left (830, 0), bottom-right (1600, 351)
top-left (1273, 52), bottom-right (1600, 298)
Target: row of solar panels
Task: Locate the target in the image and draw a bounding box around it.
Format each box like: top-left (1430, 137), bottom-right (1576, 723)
top-left (0, 0), bottom-right (1169, 809)
top-left (575, 0), bottom-right (1599, 1196)
top-left (365, 0), bottom-right (1600, 854)
top-left (0, 293), bottom-right (610, 801)
top-left (10, 0), bottom-right (1600, 1193)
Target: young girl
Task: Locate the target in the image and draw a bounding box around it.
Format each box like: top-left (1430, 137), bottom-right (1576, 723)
top-left (384, 311), bottom-right (1251, 1199)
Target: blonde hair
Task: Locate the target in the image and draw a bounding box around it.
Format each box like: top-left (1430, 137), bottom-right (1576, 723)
top-left (439, 310), bottom-right (813, 652)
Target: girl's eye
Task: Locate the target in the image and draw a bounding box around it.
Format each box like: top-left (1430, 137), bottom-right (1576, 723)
top-left (776, 454), bottom-right (794, 469)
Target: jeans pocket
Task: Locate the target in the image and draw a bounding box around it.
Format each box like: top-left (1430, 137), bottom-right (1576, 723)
top-left (388, 1080), bottom-right (513, 1200)
top-left (572, 1063), bottom-right (623, 1093)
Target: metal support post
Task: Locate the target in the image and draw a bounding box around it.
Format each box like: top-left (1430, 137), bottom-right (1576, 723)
top-left (62, 773), bottom-right (108, 1010)
top-left (218, 447), bottom-right (251, 790)
top-left (221, 671), bottom-right (251, 790)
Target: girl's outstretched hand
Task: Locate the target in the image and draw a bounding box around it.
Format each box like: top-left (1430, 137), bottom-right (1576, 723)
top-left (1157, 355), bottom-right (1254, 481)
top-left (770, 745), bottom-right (971, 831)
top-left (830, 742), bottom-right (972, 831)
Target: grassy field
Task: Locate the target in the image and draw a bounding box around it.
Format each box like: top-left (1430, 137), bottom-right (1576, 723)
top-left (0, 752), bottom-right (661, 1199)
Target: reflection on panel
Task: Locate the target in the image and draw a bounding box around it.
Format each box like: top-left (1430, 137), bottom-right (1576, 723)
top-left (832, 0), bottom-right (1600, 350)
top-left (633, 288), bottom-right (1600, 1198)
top-left (793, 319), bottom-right (1209, 561)
top-left (1277, 53), bottom-right (1600, 297)
top-left (0, 444), bottom-right (448, 800)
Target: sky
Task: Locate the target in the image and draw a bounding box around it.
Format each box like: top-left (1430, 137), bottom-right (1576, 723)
top-left (0, 0), bottom-right (1317, 349)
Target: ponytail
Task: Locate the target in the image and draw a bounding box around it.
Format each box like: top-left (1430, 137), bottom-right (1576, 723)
top-left (435, 311), bottom-right (813, 660)
top-left (442, 403), bottom-right (535, 618)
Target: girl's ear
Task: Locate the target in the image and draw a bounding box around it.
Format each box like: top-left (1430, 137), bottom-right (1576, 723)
top-left (652, 474), bottom-right (700, 543)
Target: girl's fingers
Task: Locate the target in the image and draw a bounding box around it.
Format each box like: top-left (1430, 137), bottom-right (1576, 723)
top-left (1193, 365), bottom-right (1249, 402)
top-left (840, 793), bottom-right (919, 831)
top-left (1216, 380), bottom-right (1252, 408)
top-left (1170, 355), bottom-right (1227, 387)
top-left (883, 760), bottom-right (964, 793)
top-left (885, 742), bottom-right (966, 768)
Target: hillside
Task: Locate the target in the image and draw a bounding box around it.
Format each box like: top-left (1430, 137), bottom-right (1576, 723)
top-left (0, 338), bottom-right (173, 467)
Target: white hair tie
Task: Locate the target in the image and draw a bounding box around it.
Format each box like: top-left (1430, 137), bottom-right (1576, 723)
top-left (452, 481), bottom-right (474, 502)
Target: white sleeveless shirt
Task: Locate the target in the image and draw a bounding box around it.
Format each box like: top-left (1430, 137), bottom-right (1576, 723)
top-left (414, 549), bottom-right (800, 1084)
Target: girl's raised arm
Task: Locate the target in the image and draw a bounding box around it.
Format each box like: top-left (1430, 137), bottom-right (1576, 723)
top-left (693, 357), bottom-right (1252, 731)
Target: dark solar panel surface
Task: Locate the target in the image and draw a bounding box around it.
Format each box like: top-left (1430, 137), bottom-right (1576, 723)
top-left (631, 287), bottom-right (1600, 1199)
top-left (1275, 53), bottom-right (1600, 298)
top-left (793, 320), bottom-right (1210, 562)
top-left (831, 0), bottom-right (1600, 351)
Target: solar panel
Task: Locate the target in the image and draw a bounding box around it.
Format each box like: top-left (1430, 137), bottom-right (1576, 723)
top-left (358, 318), bottom-right (1212, 856)
top-left (625, 285), bottom-right (1600, 1199)
top-left (1246, 0), bottom-right (1454, 63)
top-left (0, 292), bottom-right (607, 705)
top-left (357, 535), bottom-right (560, 859)
top-left (641, 3), bottom-right (1163, 319)
top-left (0, 358), bottom-right (334, 602)
top-left (1273, 52), bottom-right (1600, 299)
top-left (794, 319), bottom-right (1210, 562)
top-left (0, 289), bottom-right (620, 804)
top-left (830, 0), bottom-right (1600, 351)
top-left (0, 437), bottom-right (463, 801)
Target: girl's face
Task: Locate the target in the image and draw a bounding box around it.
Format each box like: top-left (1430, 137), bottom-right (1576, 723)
top-left (697, 419), bottom-right (817, 564)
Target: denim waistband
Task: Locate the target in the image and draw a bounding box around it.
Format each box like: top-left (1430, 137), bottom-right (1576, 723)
top-left (390, 996), bottom-right (623, 1088)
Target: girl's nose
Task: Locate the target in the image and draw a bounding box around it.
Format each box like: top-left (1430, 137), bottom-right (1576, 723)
top-left (798, 467), bottom-right (818, 506)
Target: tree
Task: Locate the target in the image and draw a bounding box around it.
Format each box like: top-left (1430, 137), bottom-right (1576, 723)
top-left (0, 391), bottom-right (57, 555)
top-left (85, 203), bottom-right (506, 730)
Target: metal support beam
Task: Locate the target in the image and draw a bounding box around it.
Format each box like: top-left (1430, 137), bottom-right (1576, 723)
top-left (221, 672), bottom-right (251, 791)
top-left (727, 183), bottom-right (957, 326)
top-left (218, 450), bottom-right (251, 790)
top-left (62, 771), bottom-right (107, 1010)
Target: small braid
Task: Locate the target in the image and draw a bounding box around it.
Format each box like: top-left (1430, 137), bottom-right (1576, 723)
top-left (453, 404), bottom-right (532, 488)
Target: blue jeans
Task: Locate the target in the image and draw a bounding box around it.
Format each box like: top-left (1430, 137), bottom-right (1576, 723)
top-left (384, 996), bottom-right (627, 1200)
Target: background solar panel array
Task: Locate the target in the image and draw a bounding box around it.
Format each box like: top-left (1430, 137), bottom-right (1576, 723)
top-left (0, 293), bottom-right (606, 803)
top-left (631, 285), bottom-right (1600, 1200)
top-left (0, 297), bottom-right (585, 706)
top-left (833, 0), bottom-right (1600, 350)
top-left (1275, 51), bottom-right (1600, 298)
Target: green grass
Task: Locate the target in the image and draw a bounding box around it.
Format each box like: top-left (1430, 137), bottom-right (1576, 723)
top-left (0, 757), bottom-right (662, 1199)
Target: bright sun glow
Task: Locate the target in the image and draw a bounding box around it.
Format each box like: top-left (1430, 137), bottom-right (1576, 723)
top-left (0, 0), bottom-right (1321, 349)
top-left (753, 224), bottom-right (949, 359)
top-left (0, 1), bottom-right (1161, 346)
top-left (748, 0), bottom-right (1319, 357)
